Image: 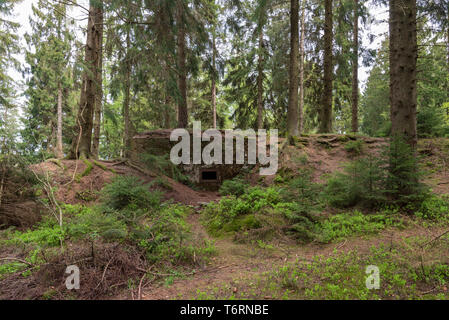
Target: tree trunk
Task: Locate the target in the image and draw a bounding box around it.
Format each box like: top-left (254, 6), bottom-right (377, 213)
top-left (257, 30), bottom-right (264, 130)
top-left (288, 0), bottom-right (300, 138)
top-left (56, 84), bottom-right (64, 159)
top-left (351, 0), bottom-right (359, 133)
top-left (298, 0), bottom-right (305, 134)
top-left (164, 94), bottom-right (172, 129)
top-left (320, 0), bottom-right (333, 133)
top-left (123, 28), bottom-right (131, 158)
top-left (389, 0), bottom-right (418, 148)
top-left (212, 33), bottom-right (217, 129)
top-left (447, 9), bottom-right (449, 105)
top-left (177, 0), bottom-right (188, 129)
top-left (48, 121), bottom-right (55, 154)
top-left (55, 6), bottom-right (65, 160)
top-left (92, 6), bottom-right (104, 159)
top-left (69, 0), bottom-right (102, 159)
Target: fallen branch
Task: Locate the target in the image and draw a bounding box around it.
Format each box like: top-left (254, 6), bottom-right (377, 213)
top-left (95, 257), bottom-right (114, 290)
top-left (0, 257), bottom-right (33, 267)
top-left (422, 230), bottom-right (449, 248)
top-left (126, 160), bottom-right (157, 178)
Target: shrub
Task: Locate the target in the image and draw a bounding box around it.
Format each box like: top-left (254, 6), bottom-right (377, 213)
top-left (66, 206), bottom-right (128, 241)
top-left (323, 156), bottom-right (386, 208)
top-left (324, 137), bottom-right (429, 209)
top-left (414, 195), bottom-right (449, 221)
top-left (133, 204), bottom-right (212, 264)
top-left (344, 140), bottom-right (365, 156)
top-left (5, 225), bottom-right (64, 247)
top-left (384, 136), bottom-right (429, 205)
top-left (417, 106), bottom-right (447, 138)
top-left (319, 211), bottom-right (403, 243)
top-left (281, 169), bottom-right (322, 204)
top-left (101, 176), bottom-right (162, 211)
top-left (203, 187), bottom-right (281, 236)
top-left (274, 202), bottom-right (321, 242)
top-left (219, 178), bottom-right (249, 197)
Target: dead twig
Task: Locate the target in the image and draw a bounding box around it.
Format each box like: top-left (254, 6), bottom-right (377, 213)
top-left (421, 230), bottom-right (449, 248)
top-left (95, 257), bottom-right (114, 290)
top-left (334, 239), bottom-right (347, 251)
top-left (0, 257), bottom-right (33, 267)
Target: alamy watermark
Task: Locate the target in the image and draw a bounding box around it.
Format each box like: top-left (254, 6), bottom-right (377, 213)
top-left (169, 121), bottom-right (279, 176)
top-left (65, 265), bottom-right (80, 290)
top-left (366, 265), bottom-right (380, 290)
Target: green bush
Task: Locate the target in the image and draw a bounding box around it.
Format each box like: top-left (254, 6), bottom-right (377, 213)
top-left (219, 178), bottom-right (249, 197)
top-left (384, 136), bottom-right (429, 204)
top-left (0, 262), bottom-right (28, 279)
top-left (101, 175), bottom-right (162, 211)
top-left (5, 225), bottom-right (64, 247)
top-left (414, 195), bottom-right (449, 221)
top-left (274, 202), bottom-right (321, 242)
top-left (319, 211), bottom-right (403, 243)
top-left (66, 206), bottom-right (128, 241)
top-left (344, 140), bottom-right (365, 156)
top-left (323, 156), bottom-right (386, 208)
top-left (203, 187), bottom-right (281, 236)
top-left (324, 137), bottom-right (429, 209)
top-left (417, 106), bottom-right (447, 138)
top-left (134, 204), bottom-right (213, 264)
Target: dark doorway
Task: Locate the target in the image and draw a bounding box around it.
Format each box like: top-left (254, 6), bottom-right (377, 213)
top-left (201, 170), bottom-right (218, 182)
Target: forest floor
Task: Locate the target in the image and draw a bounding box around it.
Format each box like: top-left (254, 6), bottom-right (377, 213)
top-left (135, 216), bottom-right (449, 300)
top-left (131, 136), bottom-right (449, 300)
top-left (1, 135), bottom-right (449, 300)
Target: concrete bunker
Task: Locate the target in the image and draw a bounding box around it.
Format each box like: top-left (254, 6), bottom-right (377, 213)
top-left (131, 129), bottom-right (254, 190)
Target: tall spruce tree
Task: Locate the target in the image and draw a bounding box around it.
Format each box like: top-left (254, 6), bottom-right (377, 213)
top-left (287, 0), bottom-right (299, 137)
top-left (389, 0), bottom-right (418, 148)
top-left (320, 0), bottom-right (333, 133)
top-left (23, 0), bottom-right (73, 158)
top-left (69, 0), bottom-right (103, 159)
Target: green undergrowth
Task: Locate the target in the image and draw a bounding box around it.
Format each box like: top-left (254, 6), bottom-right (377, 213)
top-left (205, 173), bottom-right (406, 244)
top-left (193, 241), bottom-right (449, 300)
top-left (205, 159), bottom-right (448, 244)
top-left (0, 175), bottom-right (215, 282)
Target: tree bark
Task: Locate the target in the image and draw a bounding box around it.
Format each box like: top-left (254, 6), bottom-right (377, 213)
top-left (55, 6), bottom-right (65, 159)
top-left (92, 6), bottom-right (103, 160)
top-left (177, 0), bottom-right (188, 129)
top-left (69, 0), bottom-right (102, 159)
top-left (447, 9), bottom-right (449, 104)
top-left (320, 0), bottom-right (333, 133)
top-left (298, 0), bottom-right (305, 134)
top-left (351, 0), bottom-right (359, 133)
top-left (257, 30), bottom-right (264, 130)
top-left (212, 33), bottom-right (217, 129)
top-left (123, 28), bottom-right (131, 158)
top-left (288, 0), bottom-right (300, 137)
top-left (164, 94), bottom-right (172, 129)
top-left (389, 0), bottom-right (418, 148)
top-left (56, 84), bottom-right (64, 159)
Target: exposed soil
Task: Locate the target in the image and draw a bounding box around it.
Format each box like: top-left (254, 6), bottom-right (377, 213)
top-left (135, 216), bottom-right (448, 300)
top-left (30, 159), bottom-right (219, 206)
top-left (0, 162), bottom-right (43, 229)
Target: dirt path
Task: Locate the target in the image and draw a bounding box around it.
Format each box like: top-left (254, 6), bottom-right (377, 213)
top-left (134, 213), bottom-right (447, 300)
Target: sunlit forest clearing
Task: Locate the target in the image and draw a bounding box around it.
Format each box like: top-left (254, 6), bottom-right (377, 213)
top-left (0, 0), bottom-right (449, 300)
